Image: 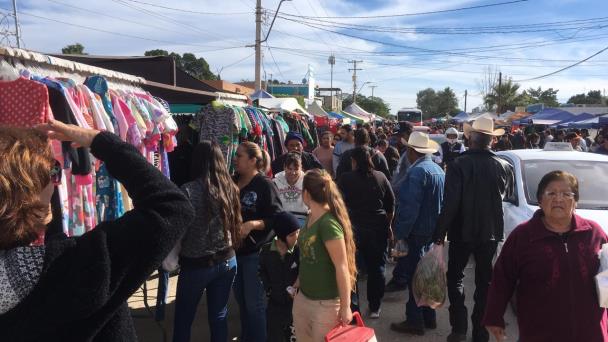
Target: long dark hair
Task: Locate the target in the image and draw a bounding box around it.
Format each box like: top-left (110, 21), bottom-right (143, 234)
top-left (351, 146), bottom-right (374, 177)
top-left (303, 170), bottom-right (357, 289)
top-left (190, 141), bottom-right (242, 248)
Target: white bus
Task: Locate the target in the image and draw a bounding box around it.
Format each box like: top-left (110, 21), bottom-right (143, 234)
top-left (396, 108), bottom-right (423, 126)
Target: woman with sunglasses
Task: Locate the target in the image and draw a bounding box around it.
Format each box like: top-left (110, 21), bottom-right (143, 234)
top-left (483, 171), bottom-right (608, 342)
top-left (0, 120), bottom-right (194, 341)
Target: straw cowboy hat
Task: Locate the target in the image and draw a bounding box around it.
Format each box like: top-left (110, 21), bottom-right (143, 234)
top-left (405, 131), bottom-right (440, 154)
top-left (464, 116), bottom-right (505, 138)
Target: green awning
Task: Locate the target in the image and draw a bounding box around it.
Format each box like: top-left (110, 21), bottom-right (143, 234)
top-left (169, 104), bottom-right (203, 114)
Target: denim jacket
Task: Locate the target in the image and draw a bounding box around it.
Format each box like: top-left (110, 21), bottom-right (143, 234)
top-left (394, 155), bottom-right (445, 239)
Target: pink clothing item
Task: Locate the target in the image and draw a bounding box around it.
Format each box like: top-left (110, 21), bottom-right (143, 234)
top-left (110, 92), bottom-right (129, 141)
top-left (0, 77), bottom-right (51, 127)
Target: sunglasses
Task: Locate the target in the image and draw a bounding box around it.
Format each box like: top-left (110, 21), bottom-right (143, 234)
top-left (50, 160), bottom-right (62, 185)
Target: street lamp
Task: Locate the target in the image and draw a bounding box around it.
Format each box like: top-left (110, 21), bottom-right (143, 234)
top-left (357, 81), bottom-right (372, 96)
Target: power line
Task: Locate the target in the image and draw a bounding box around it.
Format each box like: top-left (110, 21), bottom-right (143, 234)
top-left (277, 15), bottom-right (608, 61)
top-left (110, 0), bottom-right (248, 45)
top-left (515, 45), bottom-right (608, 82)
top-left (118, 0), bottom-right (252, 15)
top-left (280, 15), bottom-right (608, 35)
top-left (45, 0), bottom-right (204, 38)
top-left (266, 44), bottom-right (285, 80)
top-left (272, 0), bottom-right (528, 19)
top-left (0, 7), bottom-right (246, 51)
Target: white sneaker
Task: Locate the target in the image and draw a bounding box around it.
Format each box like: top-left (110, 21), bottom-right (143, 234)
top-left (369, 310), bottom-right (381, 319)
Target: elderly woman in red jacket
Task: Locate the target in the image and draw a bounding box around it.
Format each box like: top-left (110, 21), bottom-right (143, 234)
top-left (483, 170), bottom-right (608, 342)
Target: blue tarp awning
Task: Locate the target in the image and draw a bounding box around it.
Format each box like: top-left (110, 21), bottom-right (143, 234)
top-left (569, 114), bottom-right (608, 129)
top-left (553, 112), bottom-right (595, 128)
top-left (452, 111), bottom-right (469, 123)
top-left (250, 89), bottom-right (274, 100)
top-left (513, 108), bottom-right (574, 125)
top-left (328, 111), bottom-right (344, 119)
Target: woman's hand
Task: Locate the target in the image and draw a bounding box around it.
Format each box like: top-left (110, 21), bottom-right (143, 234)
top-left (36, 119), bottom-right (99, 148)
top-left (486, 326), bottom-right (506, 341)
top-left (338, 305), bottom-right (352, 326)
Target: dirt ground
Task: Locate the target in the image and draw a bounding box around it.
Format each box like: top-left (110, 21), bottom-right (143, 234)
top-left (129, 258), bottom-right (518, 342)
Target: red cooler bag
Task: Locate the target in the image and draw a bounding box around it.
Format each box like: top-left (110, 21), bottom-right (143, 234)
top-left (324, 312), bottom-right (377, 342)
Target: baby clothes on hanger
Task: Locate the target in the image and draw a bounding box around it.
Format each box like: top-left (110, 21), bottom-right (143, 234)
top-left (0, 77), bottom-right (52, 127)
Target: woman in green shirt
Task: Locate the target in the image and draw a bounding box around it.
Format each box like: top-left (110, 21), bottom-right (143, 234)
top-left (292, 169), bottom-right (358, 341)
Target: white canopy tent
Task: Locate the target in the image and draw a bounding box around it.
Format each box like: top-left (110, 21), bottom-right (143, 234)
top-left (258, 97), bottom-right (311, 117)
top-left (306, 101), bottom-right (329, 118)
top-left (344, 103), bottom-right (375, 121)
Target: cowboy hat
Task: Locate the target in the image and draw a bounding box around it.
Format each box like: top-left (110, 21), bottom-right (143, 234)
top-left (464, 116), bottom-right (505, 138)
top-left (405, 131), bottom-right (440, 154)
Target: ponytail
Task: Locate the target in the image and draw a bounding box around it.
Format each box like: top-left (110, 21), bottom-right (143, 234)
top-left (258, 149), bottom-right (270, 173)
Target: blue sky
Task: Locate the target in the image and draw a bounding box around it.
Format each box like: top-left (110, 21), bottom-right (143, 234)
top-left (1, 0), bottom-right (608, 112)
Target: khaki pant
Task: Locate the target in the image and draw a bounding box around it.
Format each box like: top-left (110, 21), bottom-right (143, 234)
top-left (292, 292), bottom-right (341, 342)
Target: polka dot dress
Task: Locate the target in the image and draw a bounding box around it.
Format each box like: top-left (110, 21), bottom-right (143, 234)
top-left (0, 77), bottom-right (51, 127)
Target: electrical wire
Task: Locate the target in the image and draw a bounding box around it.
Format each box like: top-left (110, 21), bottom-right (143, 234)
top-left (110, 0), bottom-right (249, 46)
top-left (44, 0), bottom-right (204, 38)
top-left (221, 52), bottom-right (255, 70)
top-left (266, 44), bottom-right (285, 80)
top-left (117, 0), bottom-right (252, 15)
top-left (0, 7), bottom-right (246, 51)
top-left (270, 0), bottom-right (528, 19)
top-left (515, 45), bottom-right (608, 82)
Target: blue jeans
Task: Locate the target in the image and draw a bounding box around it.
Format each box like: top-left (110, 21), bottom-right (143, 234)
top-left (172, 256), bottom-right (237, 342)
top-left (233, 253), bottom-right (267, 342)
top-left (391, 256), bottom-right (408, 285)
top-left (155, 269), bottom-right (170, 321)
top-left (403, 235), bottom-right (436, 327)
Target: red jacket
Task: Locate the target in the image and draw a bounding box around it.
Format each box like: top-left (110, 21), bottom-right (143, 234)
top-left (483, 210), bottom-right (608, 342)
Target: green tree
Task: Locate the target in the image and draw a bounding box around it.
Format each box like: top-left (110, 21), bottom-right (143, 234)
top-left (484, 78), bottom-right (525, 113)
top-left (62, 43), bottom-right (87, 55)
top-left (416, 87), bottom-right (459, 118)
top-left (416, 88), bottom-right (437, 118)
top-left (436, 87), bottom-right (460, 116)
top-left (567, 90), bottom-right (605, 105)
top-left (342, 94), bottom-right (391, 118)
top-left (523, 87), bottom-right (560, 107)
top-left (144, 49), bottom-right (218, 80)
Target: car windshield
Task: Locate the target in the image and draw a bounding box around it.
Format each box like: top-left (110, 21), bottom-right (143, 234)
top-left (522, 160), bottom-right (608, 209)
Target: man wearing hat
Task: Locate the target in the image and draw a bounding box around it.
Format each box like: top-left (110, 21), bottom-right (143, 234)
top-left (389, 132), bottom-right (446, 336)
top-left (433, 117), bottom-right (514, 342)
top-left (271, 131), bottom-right (323, 176)
top-left (259, 212), bottom-right (301, 342)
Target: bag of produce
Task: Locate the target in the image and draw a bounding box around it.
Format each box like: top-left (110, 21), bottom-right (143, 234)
top-left (412, 244), bottom-right (447, 309)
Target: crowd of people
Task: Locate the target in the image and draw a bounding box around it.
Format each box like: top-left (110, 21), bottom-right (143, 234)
top-left (1, 117), bottom-right (607, 342)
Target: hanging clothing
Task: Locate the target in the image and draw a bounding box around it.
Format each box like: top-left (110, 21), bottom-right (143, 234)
top-left (0, 77), bottom-right (52, 127)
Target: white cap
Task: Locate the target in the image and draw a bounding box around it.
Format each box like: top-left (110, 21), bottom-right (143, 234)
top-left (446, 127), bottom-right (458, 136)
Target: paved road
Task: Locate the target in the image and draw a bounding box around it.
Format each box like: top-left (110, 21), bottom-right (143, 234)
top-left (130, 259), bottom-right (518, 341)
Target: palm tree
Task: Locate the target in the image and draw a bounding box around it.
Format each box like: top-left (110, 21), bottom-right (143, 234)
top-left (484, 78), bottom-right (525, 114)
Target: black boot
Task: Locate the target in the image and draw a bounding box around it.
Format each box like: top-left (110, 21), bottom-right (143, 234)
top-left (390, 321), bottom-right (425, 336)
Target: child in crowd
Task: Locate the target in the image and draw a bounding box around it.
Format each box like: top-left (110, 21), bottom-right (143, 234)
top-left (259, 212), bottom-right (301, 342)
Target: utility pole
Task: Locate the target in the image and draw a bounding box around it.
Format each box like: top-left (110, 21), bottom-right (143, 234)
top-left (328, 55), bottom-right (335, 110)
top-left (497, 72), bottom-right (502, 115)
top-left (464, 90), bottom-right (468, 113)
top-left (370, 85), bottom-right (377, 101)
top-left (348, 60), bottom-right (363, 104)
top-left (254, 0), bottom-right (262, 91)
top-left (12, 0), bottom-right (21, 48)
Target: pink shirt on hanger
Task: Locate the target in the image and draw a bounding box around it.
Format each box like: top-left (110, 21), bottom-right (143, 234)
top-left (0, 77), bottom-right (52, 127)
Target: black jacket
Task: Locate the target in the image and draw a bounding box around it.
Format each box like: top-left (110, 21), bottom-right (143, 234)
top-left (433, 149), bottom-right (514, 243)
top-left (271, 151), bottom-right (323, 176)
top-left (259, 242), bottom-right (299, 306)
top-left (0, 132), bottom-right (194, 341)
top-left (336, 146), bottom-right (391, 181)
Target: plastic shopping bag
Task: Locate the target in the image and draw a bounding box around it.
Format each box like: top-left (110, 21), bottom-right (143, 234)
top-left (324, 312), bottom-right (377, 342)
top-left (595, 243), bottom-right (608, 307)
top-left (412, 244), bottom-right (447, 309)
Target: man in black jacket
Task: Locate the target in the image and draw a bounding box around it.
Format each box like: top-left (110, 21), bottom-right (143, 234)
top-left (271, 132), bottom-right (323, 176)
top-left (259, 212), bottom-right (300, 342)
top-left (336, 128), bottom-right (391, 181)
top-left (433, 117), bottom-right (514, 342)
